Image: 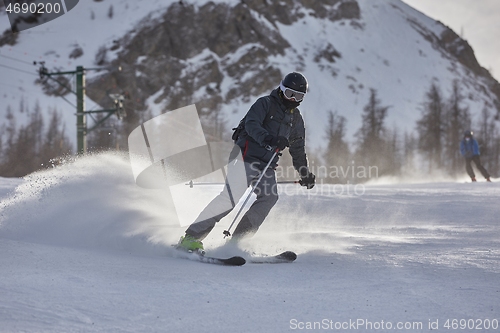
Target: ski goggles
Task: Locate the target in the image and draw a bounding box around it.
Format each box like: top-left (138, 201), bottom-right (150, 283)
top-left (279, 82), bottom-right (306, 102)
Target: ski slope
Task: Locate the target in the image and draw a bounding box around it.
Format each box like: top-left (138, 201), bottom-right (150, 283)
top-left (0, 152), bottom-right (499, 332)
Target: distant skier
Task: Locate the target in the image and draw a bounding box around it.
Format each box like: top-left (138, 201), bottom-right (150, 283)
top-left (459, 130), bottom-right (491, 182)
top-left (178, 72), bottom-right (316, 252)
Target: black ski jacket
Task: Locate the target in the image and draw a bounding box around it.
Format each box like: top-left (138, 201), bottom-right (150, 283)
top-left (235, 88), bottom-right (309, 177)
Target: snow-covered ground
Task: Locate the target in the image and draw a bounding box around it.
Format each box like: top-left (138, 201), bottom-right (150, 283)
top-left (0, 152), bottom-right (499, 332)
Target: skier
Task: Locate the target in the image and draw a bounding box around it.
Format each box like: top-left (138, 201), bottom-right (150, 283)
top-left (459, 130), bottom-right (491, 182)
top-left (178, 72), bottom-right (316, 252)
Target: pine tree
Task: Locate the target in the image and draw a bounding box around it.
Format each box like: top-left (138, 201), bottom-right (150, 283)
top-left (0, 106), bottom-right (15, 174)
top-left (199, 107), bottom-right (229, 142)
top-left (4, 105), bottom-right (16, 149)
top-left (443, 80), bottom-right (470, 174)
top-left (477, 105), bottom-right (498, 175)
top-left (0, 103), bottom-right (72, 177)
top-left (87, 114), bottom-right (118, 152)
top-left (416, 82), bottom-right (445, 172)
top-left (492, 132), bottom-right (500, 176)
top-left (9, 102), bottom-right (43, 176)
top-left (403, 131), bottom-right (418, 174)
top-left (0, 126), bottom-right (4, 165)
top-left (354, 89), bottom-right (390, 175)
top-left (115, 93), bottom-right (141, 151)
top-left (324, 110), bottom-right (350, 181)
top-left (41, 108), bottom-right (73, 166)
top-left (385, 127), bottom-right (402, 175)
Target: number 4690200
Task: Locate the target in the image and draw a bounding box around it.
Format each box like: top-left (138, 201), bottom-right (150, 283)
top-left (443, 319), bottom-right (498, 330)
top-left (6, 2), bottom-right (62, 14)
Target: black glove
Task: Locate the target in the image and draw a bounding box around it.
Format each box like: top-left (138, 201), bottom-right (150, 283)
top-left (264, 135), bottom-right (289, 151)
top-left (299, 172), bottom-right (316, 189)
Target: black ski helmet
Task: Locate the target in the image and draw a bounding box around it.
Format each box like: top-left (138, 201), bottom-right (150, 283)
top-left (281, 72), bottom-right (308, 93)
top-left (464, 130), bottom-right (473, 138)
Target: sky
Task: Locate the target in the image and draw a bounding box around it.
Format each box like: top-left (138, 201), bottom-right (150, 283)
top-left (401, 0), bottom-right (500, 81)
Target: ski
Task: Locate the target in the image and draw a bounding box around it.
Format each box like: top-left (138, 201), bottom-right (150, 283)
top-left (249, 251), bottom-right (297, 264)
top-left (174, 247), bottom-right (246, 266)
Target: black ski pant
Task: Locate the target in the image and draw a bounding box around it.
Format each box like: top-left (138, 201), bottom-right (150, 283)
top-left (185, 160), bottom-right (278, 240)
top-left (465, 155), bottom-right (490, 179)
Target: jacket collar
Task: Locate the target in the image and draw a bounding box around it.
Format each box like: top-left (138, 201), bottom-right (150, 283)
top-left (270, 88), bottom-right (300, 111)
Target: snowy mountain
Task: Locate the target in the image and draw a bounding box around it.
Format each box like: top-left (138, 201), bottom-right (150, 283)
top-left (1, 0), bottom-right (499, 151)
top-left (1, 152), bottom-right (499, 332)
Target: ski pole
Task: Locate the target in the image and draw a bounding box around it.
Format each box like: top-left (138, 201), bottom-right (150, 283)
top-left (186, 180), bottom-right (299, 187)
top-left (223, 149), bottom-right (279, 238)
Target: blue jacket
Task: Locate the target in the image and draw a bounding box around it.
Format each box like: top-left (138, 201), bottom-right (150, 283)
top-left (460, 138), bottom-right (480, 158)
